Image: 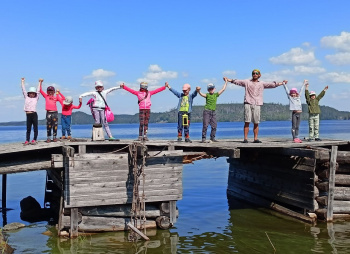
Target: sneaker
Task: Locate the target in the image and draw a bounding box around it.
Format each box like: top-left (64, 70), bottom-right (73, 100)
top-left (296, 138), bottom-right (303, 143)
top-left (60, 136), bottom-right (66, 139)
top-left (177, 137), bottom-right (182, 142)
top-left (307, 138), bottom-right (314, 142)
top-left (200, 139), bottom-right (207, 143)
top-left (242, 139), bottom-right (248, 143)
top-left (31, 140), bottom-right (37, 145)
top-left (185, 138), bottom-right (192, 143)
top-left (108, 137), bottom-right (120, 141)
top-left (293, 138), bottom-right (302, 143)
top-left (52, 138), bottom-right (58, 142)
top-left (253, 139), bottom-right (262, 143)
top-left (143, 136), bottom-right (149, 141)
top-left (46, 138), bottom-right (51, 143)
top-left (24, 141), bottom-right (30, 145)
top-left (137, 136), bottom-right (143, 141)
top-left (210, 139), bottom-right (219, 143)
top-left (67, 136), bottom-right (72, 140)
top-left (315, 138), bottom-right (322, 141)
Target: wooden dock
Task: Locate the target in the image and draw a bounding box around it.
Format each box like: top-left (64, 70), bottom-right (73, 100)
top-left (1, 138), bottom-right (350, 237)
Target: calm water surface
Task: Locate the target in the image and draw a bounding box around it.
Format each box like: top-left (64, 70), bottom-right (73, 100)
top-left (1, 120), bottom-right (350, 253)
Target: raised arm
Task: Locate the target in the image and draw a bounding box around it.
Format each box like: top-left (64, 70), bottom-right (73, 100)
top-left (149, 84), bottom-right (166, 95)
top-left (218, 79), bottom-right (228, 95)
top-left (105, 86), bottom-right (121, 94)
top-left (39, 79), bottom-right (47, 98)
top-left (21, 78), bottom-right (27, 98)
top-left (196, 86), bottom-right (206, 98)
top-left (37, 79), bottom-right (42, 95)
top-left (121, 83), bottom-right (138, 95)
top-left (282, 82), bottom-right (290, 98)
top-left (299, 80), bottom-right (307, 95)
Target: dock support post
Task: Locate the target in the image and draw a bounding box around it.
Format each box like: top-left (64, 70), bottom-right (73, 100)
top-left (169, 201), bottom-right (177, 224)
top-left (70, 208), bottom-right (79, 238)
top-left (2, 174), bottom-right (6, 211)
top-left (327, 146), bottom-right (338, 221)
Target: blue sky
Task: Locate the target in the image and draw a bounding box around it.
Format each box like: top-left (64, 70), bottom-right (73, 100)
top-left (1, 1), bottom-right (350, 122)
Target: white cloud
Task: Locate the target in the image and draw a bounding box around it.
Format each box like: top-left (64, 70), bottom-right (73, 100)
top-left (325, 52), bottom-right (350, 65)
top-left (294, 66), bottom-right (326, 74)
top-left (137, 64), bottom-right (177, 85)
top-left (331, 90), bottom-right (350, 100)
top-left (270, 47), bottom-right (319, 65)
top-left (0, 95), bottom-right (22, 103)
top-left (321, 31), bottom-right (350, 52)
top-left (201, 78), bottom-right (217, 84)
top-left (222, 70), bottom-right (236, 77)
top-left (319, 72), bottom-right (350, 83)
top-left (84, 69), bottom-right (116, 79)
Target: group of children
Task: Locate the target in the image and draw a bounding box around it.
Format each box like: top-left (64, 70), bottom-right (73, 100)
top-left (21, 71), bottom-right (328, 145)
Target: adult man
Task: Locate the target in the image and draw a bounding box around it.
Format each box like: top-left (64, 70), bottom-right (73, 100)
top-left (225, 69), bottom-right (287, 143)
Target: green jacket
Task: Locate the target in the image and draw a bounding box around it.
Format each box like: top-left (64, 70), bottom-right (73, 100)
top-left (305, 89), bottom-right (325, 114)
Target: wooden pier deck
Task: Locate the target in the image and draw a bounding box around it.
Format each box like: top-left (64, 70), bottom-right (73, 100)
top-left (1, 138), bottom-right (350, 237)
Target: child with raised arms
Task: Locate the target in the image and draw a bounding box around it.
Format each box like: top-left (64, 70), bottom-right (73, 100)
top-left (57, 95), bottom-right (82, 140)
top-left (79, 80), bottom-right (120, 140)
top-left (166, 82), bottom-right (198, 143)
top-left (40, 80), bottom-right (64, 142)
top-left (120, 81), bottom-right (166, 141)
top-left (21, 77), bottom-right (40, 145)
top-left (283, 80), bottom-right (307, 143)
top-left (196, 78), bottom-right (228, 143)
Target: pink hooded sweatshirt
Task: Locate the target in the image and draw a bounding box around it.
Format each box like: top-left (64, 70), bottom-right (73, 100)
top-left (123, 85), bottom-right (166, 109)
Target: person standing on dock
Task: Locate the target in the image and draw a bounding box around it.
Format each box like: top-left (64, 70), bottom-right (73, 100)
top-left (40, 80), bottom-right (64, 143)
top-left (57, 95), bottom-right (82, 140)
top-left (283, 80), bottom-right (307, 143)
top-left (79, 80), bottom-right (120, 140)
top-left (120, 82), bottom-right (166, 142)
top-left (196, 78), bottom-right (228, 143)
top-left (21, 78), bottom-right (40, 145)
top-left (166, 82), bottom-right (198, 143)
top-left (225, 69), bottom-right (287, 143)
top-left (305, 83), bottom-right (328, 141)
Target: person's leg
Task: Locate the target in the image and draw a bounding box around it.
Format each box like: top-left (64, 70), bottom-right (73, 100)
top-left (61, 116), bottom-right (67, 137)
top-left (253, 124), bottom-right (259, 140)
top-left (46, 111), bottom-right (52, 139)
top-left (295, 112), bottom-right (301, 139)
top-left (177, 112), bottom-right (183, 140)
top-left (291, 112), bottom-right (297, 139)
top-left (139, 109), bottom-right (144, 137)
top-left (202, 110), bottom-right (210, 140)
top-left (92, 109), bottom-right (101, 124)
top-left (308, 115), bottom-right (314, 139)
top-left (26, 114), bottom-right (32, 142)
top-left (66, 115), bottom-right (72, 137)
top-left (184, 113), bottom-right (191, 141)
top-left (314, 114), bottom-right (320, 138)
top-left (210, 111), bottom-right (217, 141)
top-left (143, 109), bottom-right (150, 138)
top-left (252, 105), bottom-right (261, 141)
top-left (33, 112), bottom-right (38, 141)
top-left (244, 122), bottom-right (250, 140)
top-left (243, 104), bottom-right (252, 141)
top-left (100, 110), bottom-right (112, 138)
top-left (52, 112), bottom-right (58, 140)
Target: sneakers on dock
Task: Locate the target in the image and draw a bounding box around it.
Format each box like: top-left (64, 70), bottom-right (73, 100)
top-left (209, 139), bottom-right (219, 143)
top-left (315, 138), bottom-right (322, 141)
top-left (23, 141), bottom-right (30, 145)
top-left (293, 138), bottom-right (302, 143)
top-left (253, 139), bottom-right (262, 143)
top-left (185, 138), bottom-right (192, 143)
top-left (31, 140), bottom-right (37, 145)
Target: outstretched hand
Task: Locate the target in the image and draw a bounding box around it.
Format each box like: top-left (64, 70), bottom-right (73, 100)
top-left (324, 85), bottom-right (329, 91)
top-left (79, 98), bottom-right (82, 103)
top-left (120, 83), bottom-right (124, 88)
top-left (196, 86), bottom-right (201, 92)
top-left (39, 78), bottom-right (44, 83)
top-left (165, 82), bottom-right (169, 88)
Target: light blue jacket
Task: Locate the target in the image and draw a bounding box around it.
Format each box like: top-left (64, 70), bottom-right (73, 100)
top-left (283, 83), bottom-right (305, 111)
top-left (169, 87), bottom-right (198, 113)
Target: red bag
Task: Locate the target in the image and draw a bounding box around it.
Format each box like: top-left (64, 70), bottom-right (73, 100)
top-left (105, 106), bottom-right (114, 122)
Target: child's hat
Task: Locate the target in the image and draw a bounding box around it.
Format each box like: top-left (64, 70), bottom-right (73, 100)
top-left (47, 86), bottom-right (55, 92)
top-left (289, 88), bottom-right (298, 95)
top-left (182, 83), bottom-right (191, 90)
top-left (63, 96), bottom-right (73, 105)
top-left (140, 82), bottom-right (148, 90)
top-left (95, 80), bottom-right (104, 88)
top-left (28, 87), bottom-right (37, 93)
top-left (207, 83), bottom-right (215, 90)
top-left (309, 91), bottom-right (316, 96)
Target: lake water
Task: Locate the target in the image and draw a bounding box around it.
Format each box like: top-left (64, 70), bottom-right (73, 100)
top-left (1, 120), bottom-right (350, 253)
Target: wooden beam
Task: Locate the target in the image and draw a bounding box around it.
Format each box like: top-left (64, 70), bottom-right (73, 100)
top-left (169, 201), bottom-right (176, 224)
top-left (327, 146), bottom-right (338, 222)
top-left (2, 174), bottom-right (6, 211)
top-left (70, 208), bottom-right (79, 238)
top-left (127, 222), bottom-right (150, 241)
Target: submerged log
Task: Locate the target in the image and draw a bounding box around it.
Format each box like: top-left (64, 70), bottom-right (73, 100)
top-left (155, 216), bottom-right (172, 229)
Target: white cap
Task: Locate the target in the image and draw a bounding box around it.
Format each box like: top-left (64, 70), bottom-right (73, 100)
top-left (63, 96), bottom-right (73, 105)
top-left (95, 80), bottom-right (104, 88)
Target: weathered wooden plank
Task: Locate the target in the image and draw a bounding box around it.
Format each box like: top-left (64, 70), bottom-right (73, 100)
top-left (327, 146), bottom-right (337, 221)
top-left (335, 174), bottom-right (350, 186)
top-left (61, 215), bottom-right (156, 232)
top-left (79, 204), bottom-right (179, 218)
top-left (333, 200), bottom-right (350, 213)
top-left (228, 178), bottom-right (315, 210)
top-left (334, 187), bottom-right (350, 200)
top-left (70, 208), bottom-right (79, 238)
top-left (227, 188), bottom-right (315, 223)
top-left (65, 194), bottom-right (182, 208)
top-left (0, 161), bottom-right (52, 174)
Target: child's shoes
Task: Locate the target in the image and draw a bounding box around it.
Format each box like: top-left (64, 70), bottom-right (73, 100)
top-left (293, 138), bottom-right (302, 143)
top-left (31, 140), bottom-right (37, 145)
top-left (60, 136), bottom-right (66, 139)
top-left (23, 141), bottom-right (30, 145)
top-left (67, 136), bottom-right (72, 140)
top-left (46, 138), bottom-right (51, 143)
top-left (143, 136), bottom-right (149, 141)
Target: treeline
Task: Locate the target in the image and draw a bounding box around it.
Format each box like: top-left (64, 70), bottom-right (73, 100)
top-left (1, 103), bottom-right (350, 126)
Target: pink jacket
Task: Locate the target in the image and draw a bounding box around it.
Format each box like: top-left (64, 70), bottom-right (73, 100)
top-left (22, 83), bottom-right (40, 112)
top-left (40, 85), bottom-right (63, 111)
top-left (123, 85), bottom-right (166, 109)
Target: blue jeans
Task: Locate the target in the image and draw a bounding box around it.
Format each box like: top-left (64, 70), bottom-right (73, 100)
top-left (61, 115), bottom-right (72, 136)
top-left (177, 111), bottom-right (191, 138)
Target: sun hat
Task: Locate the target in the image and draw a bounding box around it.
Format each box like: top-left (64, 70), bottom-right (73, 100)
top-left (28, 87), bottom-right (37, 93)
top-left (140, 82), bottom-right (148, 90)
top-left (182, 83), bottom-right (191, 90)
top-left (207, 83), bottom-right (215, 90)
top-left (309, 91), bottom-right (316, 96)
top-left (63, 96), bottom-right (73, 105)
top-left (47, 86), bottom-right (55, 92)
top-left (289, 88), bottom-right (298, 95)
top-left (95, 80), bottom-right (104, 88)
